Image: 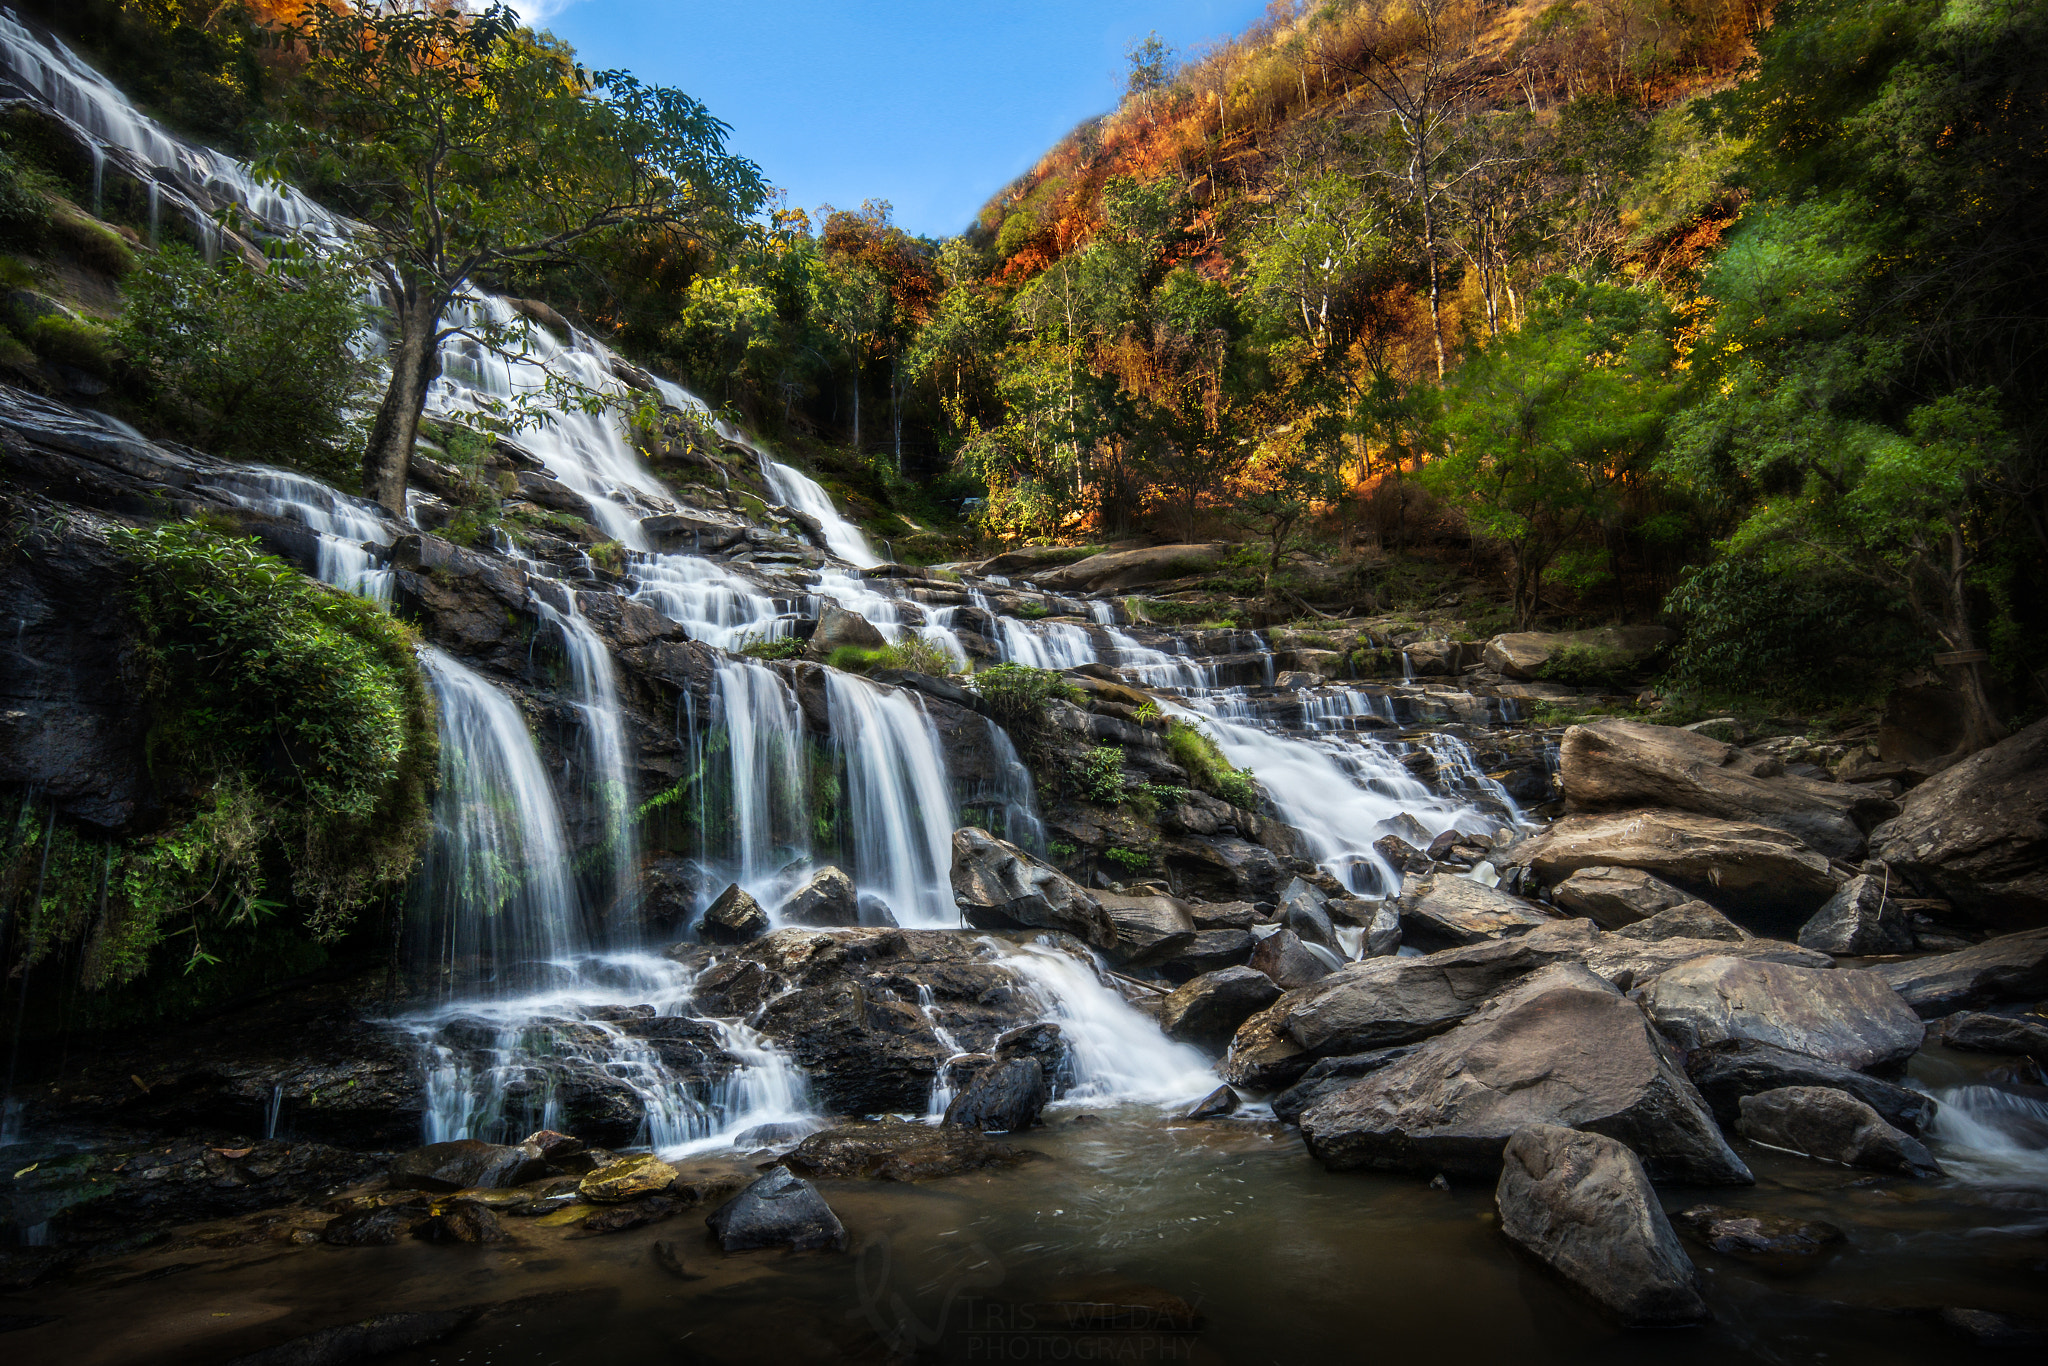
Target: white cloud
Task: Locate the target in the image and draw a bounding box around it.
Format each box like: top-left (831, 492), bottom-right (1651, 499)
top-left (503, 0), bottom-right (589, 25)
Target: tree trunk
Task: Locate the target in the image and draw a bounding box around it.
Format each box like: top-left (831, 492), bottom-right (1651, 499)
top-left (1942, 522), bottom-right (2004, 752)
top-left (362, 292), bottom-right (443, 517)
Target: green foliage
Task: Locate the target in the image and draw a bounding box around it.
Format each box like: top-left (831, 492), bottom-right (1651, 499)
top-left (826, 637), bottom-right (957, 677)
top-left (1048, 840), bottom-right (1078, 863)
top-left (1165, 718), bottom-right (1257, 811)
top-left (972, 663), bottom-right (1082, 728)
top-left (25, 313), bottom-right (117, 377)
top-left (112, 520), bottom-right (436, 964)
top-left (1535, 644), bottom-right (1634, 688)
top-left (735, 631), bottom-right (804, 661)
top-left (1069, 745), bottom-right (1128, 806)
top-left (1104, 845), bottom-right (1152, 874)
top-left (0, 142), bottom-right (50, 247)
top-left (118, 244), bottom-right (371, 482)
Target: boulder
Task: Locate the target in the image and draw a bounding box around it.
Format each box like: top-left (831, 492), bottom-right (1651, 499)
top-left (1399, 875), bottom-right (1557, 946)
top-left (1867, 716), bottom-right (2048, 928)
top-left (705, 1168), bottom-right (848, 1252)
top-left (943, 1056), bottom-right (1049, 1132)
top-left (1612, 901), bottom-right (1749, 943)
top-left (1549, 866), bottom-right (1695, 929)
top-left (1640, 956), bottom-right (1923, 1071)
top-left (1941, 1011), bottom-right (2048, 1063)
top-left (1863, 928), bottom-right (2048, 1017)
top-left (1190, 901), bottom-right (1256, 930)
top-left (1495, 1125), bottom-right (1709, 1327)
top-left (805, 603), bottom-right (886, 660)
top-left (579, 1154), bottom-right (678, 1203)
top-left (1735, 1087), bottom-right (1941, 1176)
top-left (1248, 928), bottom-right (1334, 990)
top-left (1796, 874), bottom-right (1915, 955)
top-left (1558, 719), bottom-right (1897, 861)
top-left (780, 1122), bottom-right (1028, 1181)
top-left (1159, 967), bottom-right (1281, 1049)
top-left (1175, 928), bottom-right (1256, 974)
top-left (388, 1140), bottom-right (546, 1193)
top-left (1501, 810), bottom-right (1843, 921)
top-left (1271, 1047), bottom-right (1420, 1123)
top-left (1482, 626), bottom-right (1674, 681)
top-left (322, 1207), bottom-right (421, 1246)
top-left (1028, 542), bottom-right (1231, 594)
top-left (1364, 902), bottom-right (1402, 957)
top-left (1673, 1205), bottom-right (1845, 1262)
top-left (952, 827), bottom-right (1116, 948)
top-left (1685, 1040), bottom-right (1935, 1135)
top-left (780, 866), bottom-right (859, 927)
top-left (1184, 1085), bottom-right (1241, 1120)
top-left (1282, 897), bottom-right (1341, 954)
top-left (1299, 964), bottom-right (1751, 1184)
top-left (701, 883), bottom-right (769, 943)
top-left (1096, 891), bottom-right (1197, 965)
top-left (414, 1202), bottom-right (511, 1244)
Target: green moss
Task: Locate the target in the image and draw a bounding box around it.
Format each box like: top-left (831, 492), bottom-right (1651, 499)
top-left (736, 631), bottom-right (804, 661)
top-left (827, 637), bottom-right (957, 677)
top-left (26, 313), bottom-right (118, 377)
top-left (1166, 718), bottom-right (1258, 811)
top-left (1536, 644), bottom-right (1635, 688)
top-left (46, 200), bottom-right (134, 276)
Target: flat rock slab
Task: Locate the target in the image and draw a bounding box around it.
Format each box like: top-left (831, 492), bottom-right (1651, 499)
top-left (1863, 928), bottom-right (2048, 1017)
top-left (1640, 955), bottom-right (1923, 1071)
top-left (780, 1122), bottom-right (1028, 1181)
top-left (1503, 809), bottom-right (1842, 920)
top-left (1685, 1039), bottom-right (1934, 1135)
top-left (1495, 1124), bottom-right (1709, 1326)
top-left (1674, 1204), bottom-right (1845, 1262)
top-left (1300, 963), bottom-right (1751, 1184)
top-left (388, 1139), bottom-right (546, 1193)
top-left (1399, 875), bottom-right (1557, 946)
top-left (1735, 1086), bottom-right (1940, 1176)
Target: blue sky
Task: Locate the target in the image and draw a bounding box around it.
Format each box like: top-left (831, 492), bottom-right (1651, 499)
top-left (510, 1), bottom-right (1272, 238)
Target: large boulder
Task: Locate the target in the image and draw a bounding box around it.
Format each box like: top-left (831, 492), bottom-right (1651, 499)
top-left (1612, 901), bottom-right (1750, 943)
top-left (1501, 809), bottom-right (1843, 921)
top-left (1482, 627), bottom-right (1674, 681)
top-left (388, 1140), bottom-right (546, 1192)
top-left (1495, 1125), bottom-right (1709, 1327)
top-left (1248, 928), bottom-right (1333, 990)
top-left (579, 1154), bottom-right (678, 1203)
top-left (1639, 956), bottom-right (1923, 1071)
top-left (1685, 1040), bottom-right (1934, 1135)
top-left (705, 1168), bottom-right (848, 1252)
top-left (701, 883), bottom-right (769, 943)
top-left (1863, 928), bottom-right (2048, 1017)
top-left (1559, 719), bottom-right (1896, 861)
top-left (805, 603), bottom-right (886, 660)
top-left (951, 827), bottom-right (1116, 949)
top-left (1735, 1087), bottom-right (1941, 1176)
top-left (1796, 874), bottom-right (1915, 955)
top-left (780, 1122), bottom-right (1028, 1181)
top-left (780, 866), bottom-right (859, 927)
top-left (1028, 542), bottom-right (1231, 594)
top-left (943, 1056), bottom-right (1049, 1132)
top-left (1298, 964), bottom-right (1751, 1185)
top-left (1549, 866), bottom-right (1696, 928)
top-left (1096, 891), bottom-right (1196, 966)
top-left (1941, 1011), bottom-right (2048, 1063)
top-left (1271, 1047), bottom-right (1420, 1123)
top-left (1399, 875), bottom-right (1558, 946)
top-left (1868, 716), bottom-right (2048, 928)
top-left (1159, 966), bottom-right (1282, 1048)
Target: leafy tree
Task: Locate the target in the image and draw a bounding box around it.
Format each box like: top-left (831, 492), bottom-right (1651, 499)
top-left (264, 3), bottom-right (765, 514)
top-left (118, 243), bottom-right (371, 484)
top-left (1125, 31), bottom-right (1173, 98)
top-left (1424, 278), bottom-right (1676, 628)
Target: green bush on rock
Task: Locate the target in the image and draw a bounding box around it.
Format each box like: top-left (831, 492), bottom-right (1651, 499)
top-left (1166, 718), bottom-right (1258, 811)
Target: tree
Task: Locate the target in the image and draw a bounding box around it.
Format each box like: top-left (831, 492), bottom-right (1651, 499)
top-left (1125, 31), bottom-right (1173, 98)
top-left (1424, 278), bottom-right (1676, 628)
top-left (265, 3), bottom-right (765, 514)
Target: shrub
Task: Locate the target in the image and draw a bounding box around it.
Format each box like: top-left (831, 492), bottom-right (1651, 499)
top-left (1070, 745), bottom-right (1128, 805)
top-left (736, 631), bottom-right (804, 661)
top-left (972, 663), bottom-right (1082, 728)
top-left (0, 144), bottom-right (49, 247)
top-left (1166, 718), bottom-right (1258, 810)
top-left (826, 637), bottom-right (956, 676)
top-left (26, 314), bottom-right (117, 377)
top-left (1104, 845), bottom-right (1152, 874)
top-left (118, 243), bottom-right (371, 485)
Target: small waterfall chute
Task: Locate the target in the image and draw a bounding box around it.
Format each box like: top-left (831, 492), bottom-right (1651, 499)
top-left (824, 672), bottom-right (959, 927)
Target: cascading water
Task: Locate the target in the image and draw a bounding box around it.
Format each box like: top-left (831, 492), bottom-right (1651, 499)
top-left (995, 938), bottom-right (1219, 1106)
top-left (205, 465), bottom-right (396, 601)
top-left (704, 658), bottom-right (811, 909)
top-left (825, 672), bottom-right (960, 927)
top-left (764, 460), bottom-right (883, 567)
top-left (531, 594), bottom-right (638, 927)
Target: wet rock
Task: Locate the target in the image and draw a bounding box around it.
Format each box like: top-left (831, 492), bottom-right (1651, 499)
top-left (1300, 964), bottom-right (1751, 1185)
top-left (1559, 718), bottom-right (1896, 862)
top-left (1613, 901), bottom-right (1750, 942)
top-left (1501, 809), bottom-right (1843, 920)
top-left (1365, 902), bottom-right (1403, 957)
top-left (1868, 716), bottom-right (2048, 928)
top-left (952, 826), bottom-right (1116, 948)
top-left (705, 1168), bottom-right (848, 1252)
top-left (414, 1201), bottom-right (511, 1244)
top-left (1863, 927), bottom-right (2048, 1017)
top-left (1097, 891), bottom-right (1197, 965)
top-left (1028, 542), bottom-right (1231, 594)
top-left (1495, 1124), bottom-right (1709, 1327)
top-left (521, 1130), bottom-right (587, 1162)
top-left (1175, 927), bottom-right (1256, 973)
top-left (320, 1206), bottom-right (421, 1247)
top-left (780, 866), bottom-right (859, 927)
top-left (1797, 874), bottom-right (1915, 955)
top-left (1373, 834), bottom-right (1428, 875)
top-left (651, 1238), bottom-right (699, 1279)
top-left (1736, 1086), bottom-right (1941, 1175)
top-left (1483, 627), bottom-right (1674, 681)
top-left (1159, 966), bottom-right (1282, 1048)
top-left (1189, 901), bottom-right (1256, 930)
top-left (806, 602), bottom-right (886, 659)
top-left (1579, 932), bottom-right (1829, 988)
top-left (578, 1196), bottom-right (678, 1235)
top-left (1685, 1040), bottom-right (1935, 1135)
top-left (781, 1121), bottom-right (1029, 1181)
top-left (1185, 1085), bottom-right (1241, 1119)
top-left (1673, 1204), bottom-right (1846, 1262)
top-left (1941, 1011), bottom-right (2048, 1063)
top-left (1549, 866), bottom-right (1696, 929)
top-left (579, 1153), bottom-right (679, 1203)
top-left (944, 1056), bottom-right (1049, 1132)
top-left (1270, 1047), bottom-right (1420, 1123)
top-left (1249, 928), bottom-right (1334, 990)
top-left (733, 1121), bottom-right (814, 1149)
top-left (701, 883), bottom-right (769, 942)
top-left (1399, 875), bottom-right (1557, 946)
top-left (220, 1310), bottom-right (472, 1366)
top-left (1640, 956), bottom-right (1923, 1071)
top-left (388, 1139), bottom-right (547, 1193)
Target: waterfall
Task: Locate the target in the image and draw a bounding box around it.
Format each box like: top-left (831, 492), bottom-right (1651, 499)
top-left (825, 673), bottom-right (959, 927)
top-left (993, 938), bottom-right (1217, 1107)
top-left (412, 647), bottom-right (585, 995)
top-left (707, 658), bottom-right (811, 910)
top-left (763, 459), bottom-right (882, 568)
top-left (1926, 1085), bottom-right (2048, 1186)
top-left (998, 618), bottom-right (1099, 669)
top-left (531, 594), bottom-right (638, 928)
